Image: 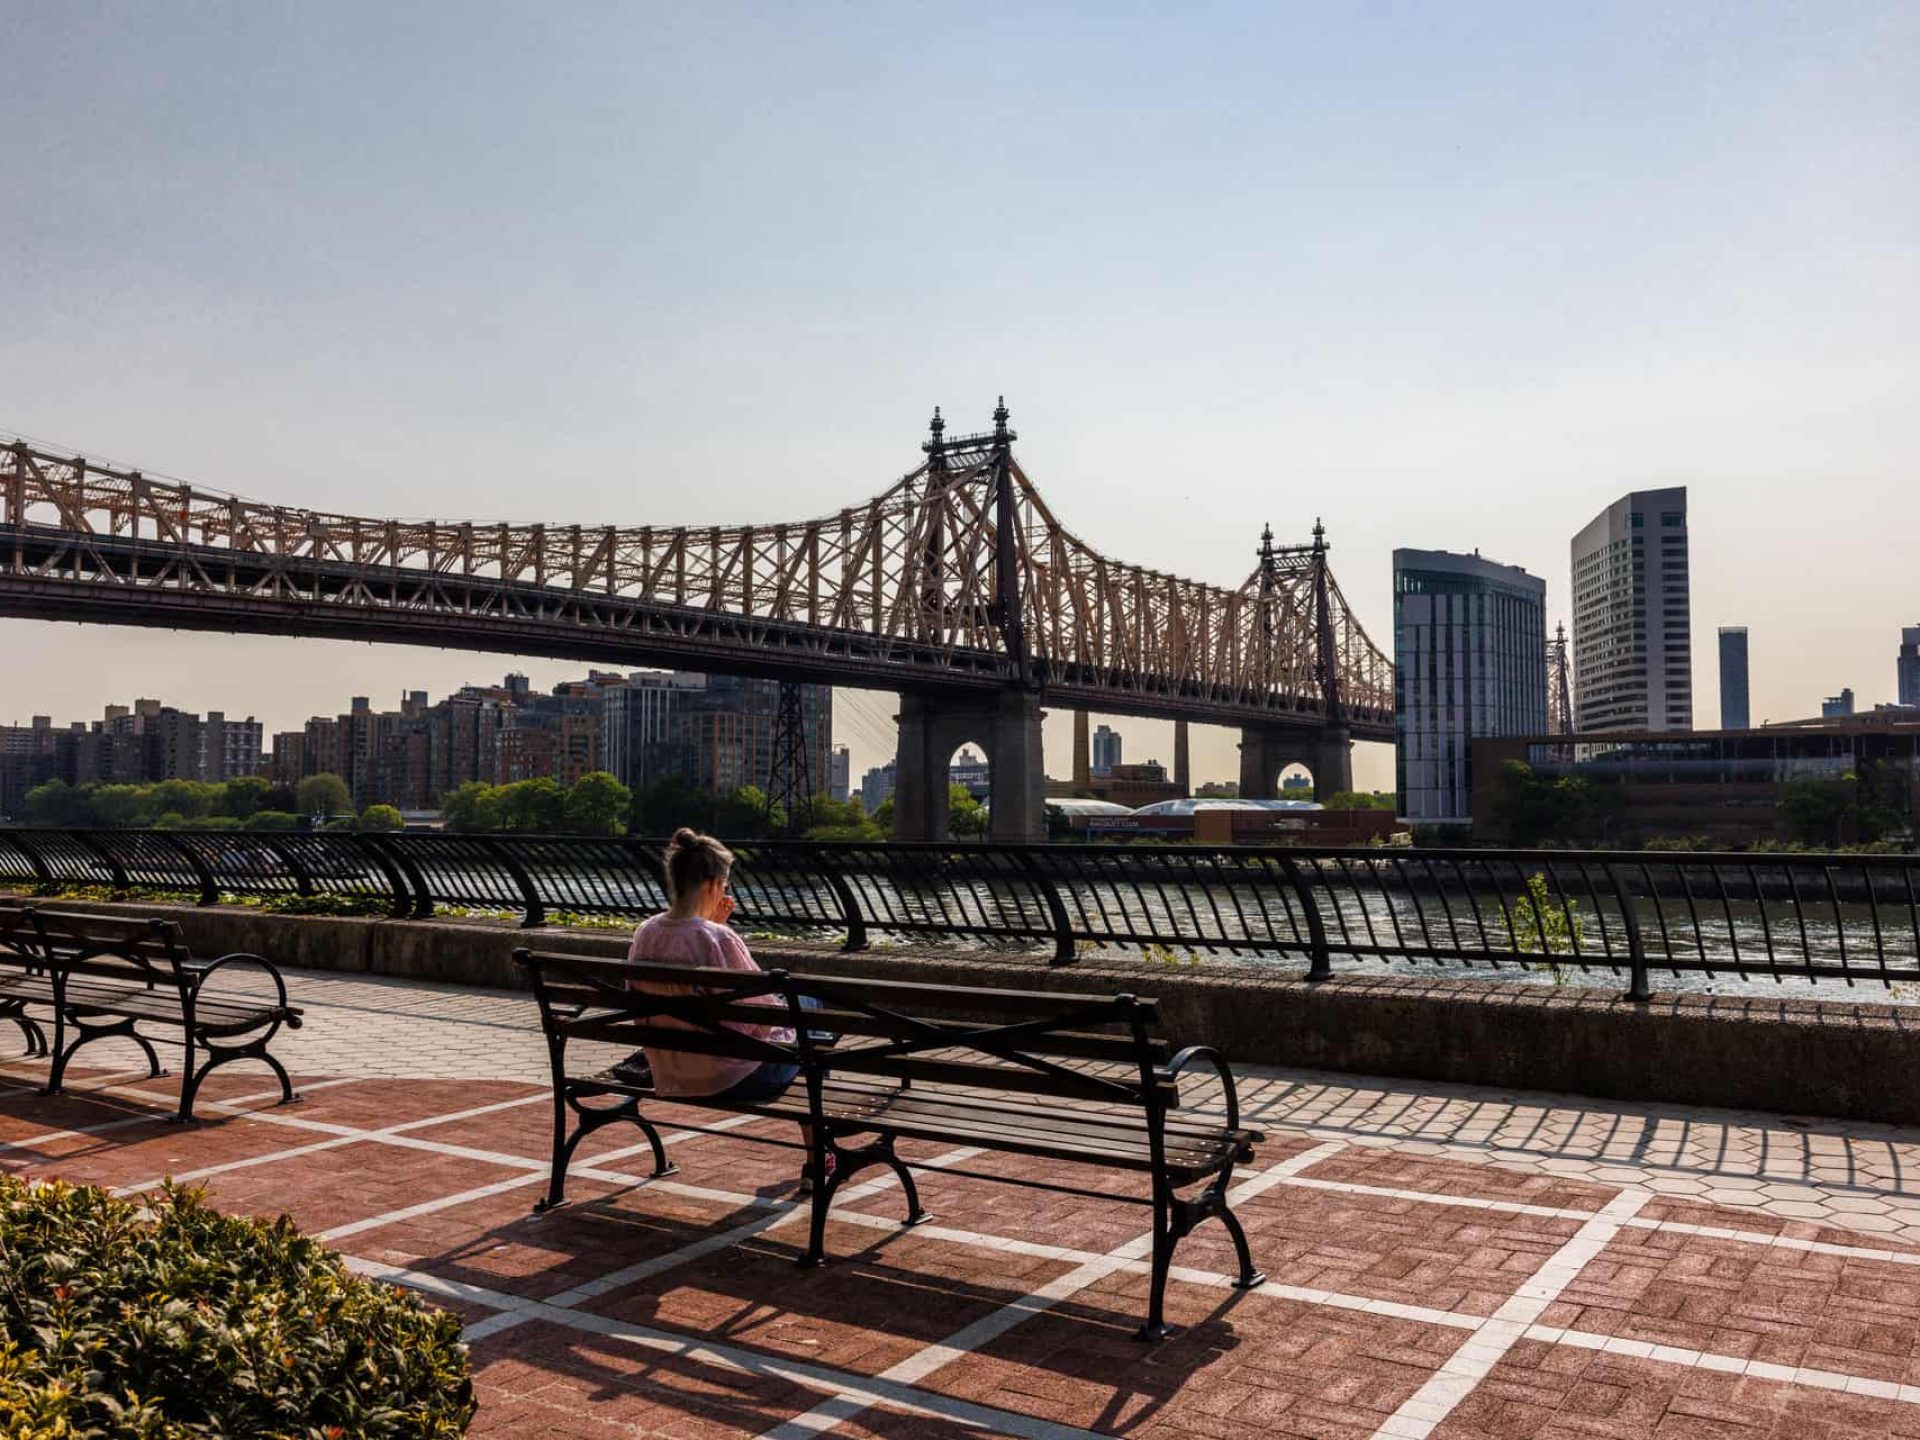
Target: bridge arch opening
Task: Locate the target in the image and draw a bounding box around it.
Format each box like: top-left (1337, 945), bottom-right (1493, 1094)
top-left (945, 742), bottom-right (991, 839)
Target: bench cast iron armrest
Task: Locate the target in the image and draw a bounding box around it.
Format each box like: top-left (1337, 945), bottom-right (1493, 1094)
top-left (181, 952), bottom-right (304, 1026)
top-left (1163, 1045), bottom-right (1242, 1133)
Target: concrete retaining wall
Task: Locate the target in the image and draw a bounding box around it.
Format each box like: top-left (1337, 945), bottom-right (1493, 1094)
top-left (12, 894), bottom-right (1920, 1125)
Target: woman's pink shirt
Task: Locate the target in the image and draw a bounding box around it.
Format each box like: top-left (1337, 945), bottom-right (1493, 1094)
top-left (626, 914), bottom-right (792, 1097)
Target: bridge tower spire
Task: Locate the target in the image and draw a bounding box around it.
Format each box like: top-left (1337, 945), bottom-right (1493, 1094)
top-left (1548, 621), bottom-right (1574, 737)
top-left (988, 397), bottom-right (1026, 685)
top-left (1309, 517), bottom-right (1342, 724)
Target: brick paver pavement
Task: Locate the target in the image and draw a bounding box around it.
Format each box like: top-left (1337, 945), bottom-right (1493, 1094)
top-left (7, 964), bottom-right (1920, 1437)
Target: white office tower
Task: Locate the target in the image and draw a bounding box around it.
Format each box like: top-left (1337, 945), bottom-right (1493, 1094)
top-left (1571, 488), bottom-right (1692, 733)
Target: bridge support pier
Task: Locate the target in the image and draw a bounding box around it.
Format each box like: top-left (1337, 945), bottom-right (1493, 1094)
top-left (893, 690), bottom-right (1047, 843)
top-left (1238, 724), bottom-right (1352, 802)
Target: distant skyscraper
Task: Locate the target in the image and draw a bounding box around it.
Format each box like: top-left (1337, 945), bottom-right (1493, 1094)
top-left (1393, 549), bottom-right (1548, 825)
top-left (1091, 724), bottom-right (1122, 776)
top-left (829, 744), bottom-right (851, 803)
top-left (1718, 628), bottom-right (1750, 730)
top-left (1822, 688), bottom-right (1856, 719)
top-left (1571, 487), bottom-right (1692, 733)
top-left (1901, 627), bottom-right (1920, 708)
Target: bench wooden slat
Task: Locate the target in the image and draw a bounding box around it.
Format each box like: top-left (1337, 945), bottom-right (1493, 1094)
top-left (548, 990), bottom-right (1169, 1067)
top-left (524, 951), bottom-right (1157, 1022)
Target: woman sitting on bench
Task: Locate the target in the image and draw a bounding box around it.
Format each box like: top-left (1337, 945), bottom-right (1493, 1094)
top-left (621, 828), bottom-right (826, 1188)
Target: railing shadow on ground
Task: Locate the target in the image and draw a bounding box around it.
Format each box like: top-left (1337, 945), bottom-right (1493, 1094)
top-left (2, 829), bottom-right (1918, 1000)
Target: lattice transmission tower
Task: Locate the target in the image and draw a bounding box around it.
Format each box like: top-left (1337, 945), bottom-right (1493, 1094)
top-left (765, 681), bottom-right (815, 835)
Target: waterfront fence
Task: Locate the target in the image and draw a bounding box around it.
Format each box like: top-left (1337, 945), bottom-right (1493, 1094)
top-left (1, 829), bottom-right (1917, 998)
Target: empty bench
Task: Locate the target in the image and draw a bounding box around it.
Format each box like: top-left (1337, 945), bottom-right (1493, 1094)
top-left (517, 948), bottom-right (1265, 1339)
top-left (0, 903), bottom-right (303, 1121)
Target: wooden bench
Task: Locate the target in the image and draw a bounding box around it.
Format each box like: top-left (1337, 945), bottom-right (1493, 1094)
top-left (0, 903), bottom-right (304, 1121)
top-left (516, 948), bottom-right (1265, 1339)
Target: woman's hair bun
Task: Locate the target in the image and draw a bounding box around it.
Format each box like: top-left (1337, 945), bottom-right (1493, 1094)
top-left (670, 827), bottom-right (700, 848)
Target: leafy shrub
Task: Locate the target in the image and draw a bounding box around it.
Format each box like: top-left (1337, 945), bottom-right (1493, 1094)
top-left (0, 1176), bottom-right (473, 1437)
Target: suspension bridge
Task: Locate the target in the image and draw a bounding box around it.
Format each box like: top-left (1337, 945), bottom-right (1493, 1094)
top-left (1, 403), bottom-right (1392, 838)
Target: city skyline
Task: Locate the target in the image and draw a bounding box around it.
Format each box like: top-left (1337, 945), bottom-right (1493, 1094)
top-left (2, 6), bottom-right (1915, 789)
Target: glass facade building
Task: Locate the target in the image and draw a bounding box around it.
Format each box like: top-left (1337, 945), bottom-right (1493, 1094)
top-left (1901, 626), bottom-right (1920, 708)
top-left (1393, 549), bottom-right (1548, 825)
top-left (1718, 627), bottom-right (1750, 730)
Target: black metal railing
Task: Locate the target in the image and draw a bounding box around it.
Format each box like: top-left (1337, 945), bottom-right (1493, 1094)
top-left (1, 829), bottom-right (1917, 997)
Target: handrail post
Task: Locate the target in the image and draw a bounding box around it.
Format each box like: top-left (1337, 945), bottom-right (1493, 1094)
top-left (1605, 862), bottom-right (1651, 1002)
top-left (486, 836), bottom-right (547, 929)
top-left (1014, 847), bottom-right (1075, 966)
top-left (154, 831), bottom-right (219, 907)
top-left (260, 836), bottom-right (313, 897)
top-left (805, 846), bottom-right (869, 953)
top-left (1277, 854), bottom-right (1333, 981)
top-left (12, 831), bottom-right (54, 891)
top-left (74, 831), bottom-right (130, 893)
top-left (352, 833), bottom-right (415, 919)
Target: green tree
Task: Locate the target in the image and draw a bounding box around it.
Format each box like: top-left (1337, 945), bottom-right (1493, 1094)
top-left (222, 775), bottom-right (272, 819)
top-left (243, 809), bottom-right (302, 831)
top-left (1480, 762), bottom-right (1617, 846)
top-left (88, 784), bottom-right (152, 828)
top-left (719, 785), bottom-right (779, 838)
top-left (359, 803), bottom-right (405, 832)
top-left (440, 781), bottom-right (503, 833)
top-left (149, 779), bottom-right (221, 821)
top-left (22, 779), bottom-right (89, 826)
top-left (295, 773), bottom-right (352, 818)
top-left (800, 794), bottom-right (883, 842)
top-left (495, 778), bottom-right (566, 833)
top-left (948, 784), bottom-right (988, 840)
top-left (1324, 790), bottom-right (1396, 811)
top-left (631, 776), bottom-right (719, 837)
top-left (563, 771), bottom-right (632, 835)
top-left (1779, 776), bottom-right (1858, 848)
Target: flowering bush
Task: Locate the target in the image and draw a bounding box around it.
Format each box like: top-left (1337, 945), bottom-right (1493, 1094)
top-left (0, 1177), bottom-right (473, 1437)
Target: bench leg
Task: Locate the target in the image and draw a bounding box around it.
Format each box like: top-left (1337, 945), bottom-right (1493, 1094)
top-left (45, 1014), bottom-right (163, 1097)
top-left (1136, 1171), bottom-right (1265, 1342)
top-left (3, 1004), bottom-right (45, 1058)
top-left (536, 1095), bottom-right (677, 1214)
top-left (175, 1038), bottom-right (299, 1123)
top-left (1140, 1190), bottom-right (1176, 1342)
top-left (796, 1131), bottom-right (929, 1268)
top-left (878, 1134), bottom-right (931, 1228)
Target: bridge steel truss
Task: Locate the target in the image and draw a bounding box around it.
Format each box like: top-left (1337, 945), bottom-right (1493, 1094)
top-left (0, 411), bottom-right (1392, 735)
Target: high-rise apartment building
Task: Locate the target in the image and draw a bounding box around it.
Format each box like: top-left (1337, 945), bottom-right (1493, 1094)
top-left (829, 744), bottom-right (851, 803)
top-left (1091, 724), bottom-right (1122, 776)
top-left (1901, 627), bottom-right (1920, 708)
top-left (1717, 628), bottom-right (1750, 731)
top-left (1392, 549), bottom-right (1547, 825)
top-left (600, 672), bottom-right (706, 792)
top-left (1571, 487), bottom-right (1691, 733)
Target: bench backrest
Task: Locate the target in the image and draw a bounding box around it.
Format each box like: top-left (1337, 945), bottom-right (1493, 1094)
top-left (0, 906), bottom-right (189, 989)
top-left (516, 948), bottom-right (1174, 1108)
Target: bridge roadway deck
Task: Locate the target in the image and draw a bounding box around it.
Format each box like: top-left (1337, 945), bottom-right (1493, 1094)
top-left (8, 965), bottom-right (1920, 1439)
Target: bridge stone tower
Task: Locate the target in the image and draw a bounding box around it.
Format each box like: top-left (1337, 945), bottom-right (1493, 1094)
top-left (1236, 520), bottom-right (1354, 801)
top-left (891, 401), bottom-right (1049, 843)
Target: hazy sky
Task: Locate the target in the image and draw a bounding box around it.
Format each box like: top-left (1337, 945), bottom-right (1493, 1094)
top-left (2, 3), bottom-right (1915, 792)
